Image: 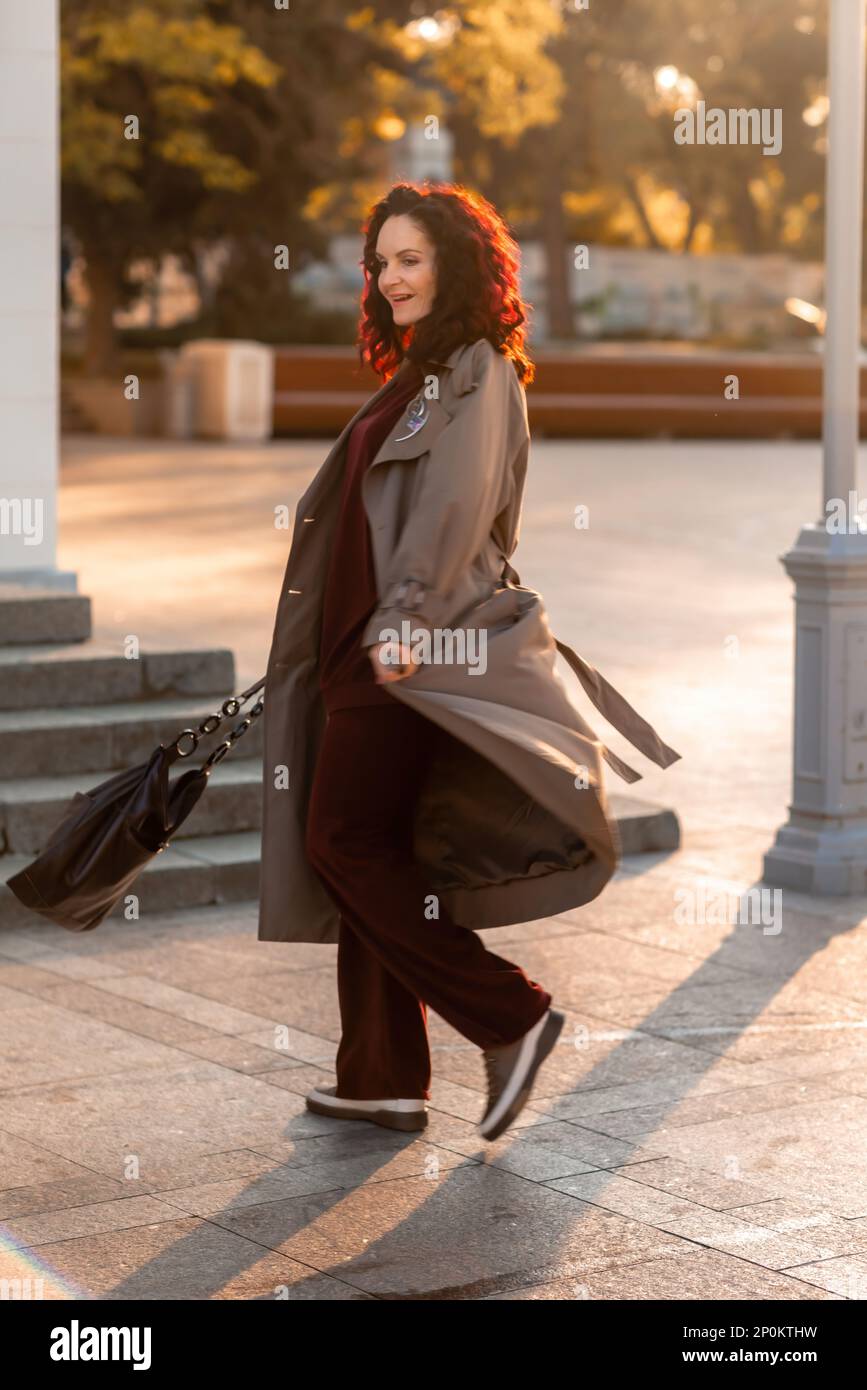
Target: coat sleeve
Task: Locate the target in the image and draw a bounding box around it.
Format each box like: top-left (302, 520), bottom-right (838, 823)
top-left (360, 340), bottom-right (522, 646)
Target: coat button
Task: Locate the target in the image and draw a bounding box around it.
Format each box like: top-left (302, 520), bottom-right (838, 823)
top-left (287, 587), bottom-right (302, 595)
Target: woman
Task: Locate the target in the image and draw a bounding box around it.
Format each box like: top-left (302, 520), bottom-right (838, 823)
top-left (257, 181), bottom-right (681, 1143)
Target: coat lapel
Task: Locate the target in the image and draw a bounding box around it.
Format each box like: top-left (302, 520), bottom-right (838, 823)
top-left (366, 341), bottom-right (469, 471)
top-left (282, 343), bottom-right (470, 589)
top-left (367, 391), bottom-right (453, 469)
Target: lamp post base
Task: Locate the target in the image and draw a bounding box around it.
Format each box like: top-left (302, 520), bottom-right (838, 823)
top-left (763, 821), bottom-right (867, 896)
top-left (763, 523), bottom-right (867, 897)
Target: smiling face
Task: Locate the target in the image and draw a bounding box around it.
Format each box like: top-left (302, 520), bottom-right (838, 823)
top-left (375, 214), bottom-right (438, 327)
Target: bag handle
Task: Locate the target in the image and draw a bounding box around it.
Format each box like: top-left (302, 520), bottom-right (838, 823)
top-left (167, 673), bottom-right (267, 772)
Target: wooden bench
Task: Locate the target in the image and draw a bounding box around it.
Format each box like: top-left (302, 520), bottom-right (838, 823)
top-left (273, 345), bottom-right (859, 439)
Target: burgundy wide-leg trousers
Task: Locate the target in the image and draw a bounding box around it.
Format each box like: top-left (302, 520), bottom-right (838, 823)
top-left (305, 700), bottom-right (552, 1101)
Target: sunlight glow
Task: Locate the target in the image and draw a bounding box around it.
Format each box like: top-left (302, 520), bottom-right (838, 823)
top-left (785, 296), bottom-right (826, 332)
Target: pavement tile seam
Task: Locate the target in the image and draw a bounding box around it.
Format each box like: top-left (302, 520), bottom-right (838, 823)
top-left (541, 1079), bottom-right (859, 1135)
top-left (5, 1198), bottom-right (203, 1252)
top-left (0, 1148), bottom-right (295, 1212)
top-left (529, 1247), bottom-right (848, 1301)
top-left (0, 1124), bottom-right (134, 1187)
top-left (3, 985), bottom-right (237, 1037)
top-left (536, 1204), bottom-right (839, 1276)
top-left (538, 1171), bottom-right (860, 1243)
top-left (0, 1022), bottom-right (343, 1099)
top-left (9, 1216), bottom-right (380, 1298)
top-left (195, 1192), bottom-right (707, 1296)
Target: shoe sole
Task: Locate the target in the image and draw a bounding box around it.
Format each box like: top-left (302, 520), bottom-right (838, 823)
top-left (305, 1093), bottom-right (429, 1132)
top-left (479, 1008), bottom-right (565, 1141)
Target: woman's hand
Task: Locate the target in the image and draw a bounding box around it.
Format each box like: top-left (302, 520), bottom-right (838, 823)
top-left (368, 640), bottom-right (421, 683)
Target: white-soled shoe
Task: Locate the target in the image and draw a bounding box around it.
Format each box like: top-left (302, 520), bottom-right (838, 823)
top-left (478, 1007), bottom-right (565, 1141)
top-left (306, 1084), bottom-right (428, 1131)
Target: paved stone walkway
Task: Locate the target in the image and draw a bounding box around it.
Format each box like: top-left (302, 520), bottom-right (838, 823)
top-left (2, 433), bottom-right (867, 1300)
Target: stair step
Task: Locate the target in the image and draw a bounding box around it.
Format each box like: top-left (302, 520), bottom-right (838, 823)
top-left (0, 800), bottom-right (680, 931)
top-left (0, 693), bottom-right (265, 777)
top-left (0, 831), bottom-right (262, 929)
top-left (0, 586), bottom-right (91, 645)
top-left (608, 793), bottom-right (681, 854)
top-left (0, 756), bottom-right (263, 856)
top-left (0, 643), bottom-right (237, 710)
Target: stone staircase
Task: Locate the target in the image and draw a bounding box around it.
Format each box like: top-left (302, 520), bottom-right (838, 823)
top-left (0, 585), bottom-right (263, 930)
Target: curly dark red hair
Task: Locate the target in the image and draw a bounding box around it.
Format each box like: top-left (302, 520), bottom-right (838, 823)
top-left (356, 181), bottom-right (535, 386)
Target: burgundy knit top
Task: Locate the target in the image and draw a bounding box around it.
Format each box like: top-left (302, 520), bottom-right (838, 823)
top-left (318, 363), bottom-right (424, 713)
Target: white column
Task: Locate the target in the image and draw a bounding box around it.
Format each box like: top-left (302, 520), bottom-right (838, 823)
top-left (823, 0), bottom-right (866, 504)
top-left (764, 0), bottom-right (867, 894)
top-left (0, 0), bottom-right (76, 589)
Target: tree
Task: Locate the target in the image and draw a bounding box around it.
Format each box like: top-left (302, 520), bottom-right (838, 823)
top-left (442, 0), bottom-right (829, 338)
top-left (61, 0), bottom-right (284, 372)
top-left (61, 0), bottom-right (461, 364)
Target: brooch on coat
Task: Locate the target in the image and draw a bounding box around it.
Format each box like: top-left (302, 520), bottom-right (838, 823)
top-left (393, 391), bottom-right (430, 442)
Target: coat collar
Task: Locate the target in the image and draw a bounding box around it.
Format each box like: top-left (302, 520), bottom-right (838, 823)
top-left (422, 340), bottom-right (482, 395)
top-left (339, 339), bottom-right (472, 431)
top-left (390, 339), bottom-right (478, 385)
top-left (426, 341), bottom-right (472, 372)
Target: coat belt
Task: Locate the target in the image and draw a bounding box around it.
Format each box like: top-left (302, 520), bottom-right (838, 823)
top-left (255, 564), bottom-right (681, 790)
top-left (500, 557), bottom-right (681, 785)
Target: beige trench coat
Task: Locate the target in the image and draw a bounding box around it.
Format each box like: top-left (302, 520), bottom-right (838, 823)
top-left (257, 338), bottom-right (680, 944)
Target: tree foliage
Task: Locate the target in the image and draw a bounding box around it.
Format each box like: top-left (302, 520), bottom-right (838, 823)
top-left (61, 0), bottom-right (835, 366)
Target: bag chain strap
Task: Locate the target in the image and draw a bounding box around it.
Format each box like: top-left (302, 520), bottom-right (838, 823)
top-left (168, 674), bottom-right (267, 772)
